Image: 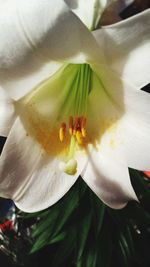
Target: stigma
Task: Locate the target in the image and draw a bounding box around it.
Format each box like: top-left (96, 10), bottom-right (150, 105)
top-left (59, 116), bottom-right (87, 146)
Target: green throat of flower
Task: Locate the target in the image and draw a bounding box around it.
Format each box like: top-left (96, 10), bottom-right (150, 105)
top-left (58, 64), bottom-right (91, 172)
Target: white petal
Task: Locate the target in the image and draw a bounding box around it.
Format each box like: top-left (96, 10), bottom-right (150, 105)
top-left (93, 9), bottom-right (150, 88)
top-left (0, 0), bottom-right (99, 100)
top-left (111, 111), bottom-right (150, 171)
top-left (0, 61), bottom-right (63, 101)
top-left (90, 64), bottom-right (150, 170)
top-left (65, 0), bottom-right (108, 29)
top-left (0, 86), bottom-right (16, 136)
top-left (82, 149), bottom-right (137, 209)
top-left (0, 118), bottom-right (87, 212)
top-left (0, 0), bottom-right (5, 5)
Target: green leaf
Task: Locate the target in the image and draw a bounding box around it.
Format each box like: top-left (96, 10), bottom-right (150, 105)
top-left (51, 227), bottom-right (76, 267)
top-left (76, 209), bottom-right (92, 262)
top-left (47, 231), bottom-right (66, 245)
top-left (118, 240), bottom-right (129, 267)
top-left (90, 192), bottom-right (105, 237)
top-left (86, 246), bottom-right (97, 267)
top-left (96, 217), bottom-right (113, 267)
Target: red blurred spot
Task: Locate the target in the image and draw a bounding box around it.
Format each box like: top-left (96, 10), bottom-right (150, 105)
top-left (0, 220), bottom-right (13, 231)
top-left (143, 171), bottom-right (150, 179)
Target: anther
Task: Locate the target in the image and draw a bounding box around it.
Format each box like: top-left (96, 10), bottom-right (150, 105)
top-left (59, 116), bottom-right (87, 145)
top-left (69, 116), bottom-right (74, 136)
top-left (76, 130), bottom-right (83, 145)
top-left (59, 122), bottom-right (66, 142)
top-left (73, 117), bottom-right (80, 136)
top-left (81, 117), bottom-right (87, 137)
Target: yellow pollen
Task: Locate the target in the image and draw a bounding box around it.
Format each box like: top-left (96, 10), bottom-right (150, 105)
top-left (81, 117), bottom-right (87, 137)
top-left (69, 116), bottom-right (74, 136)
top-left (76, 130), bottom-right (84, 145)
top-left (59, 122), bottom-right (66, 142)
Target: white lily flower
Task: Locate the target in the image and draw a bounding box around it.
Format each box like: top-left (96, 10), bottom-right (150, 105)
top-left (0, 0), bottom-right (150, 213)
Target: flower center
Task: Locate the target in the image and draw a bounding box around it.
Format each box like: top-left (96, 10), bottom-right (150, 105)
top-left (19, 63), bottom-right (120, 176)
top-left (20, 64), bottom-right (92, 175)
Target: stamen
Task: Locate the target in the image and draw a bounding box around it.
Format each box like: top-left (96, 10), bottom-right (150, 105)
top-left (69, 116), bottom-right (74, 136)
top-left (81, 117), bottom-right (87, 137)
top-left (59, 122), bottom-right (66, 142)
top-left (76, 130), bottom-right (83, 145)
top-left (73, 117), bottom-right (79, 136)
top-left (59, 116), bottom-right (87, 145)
